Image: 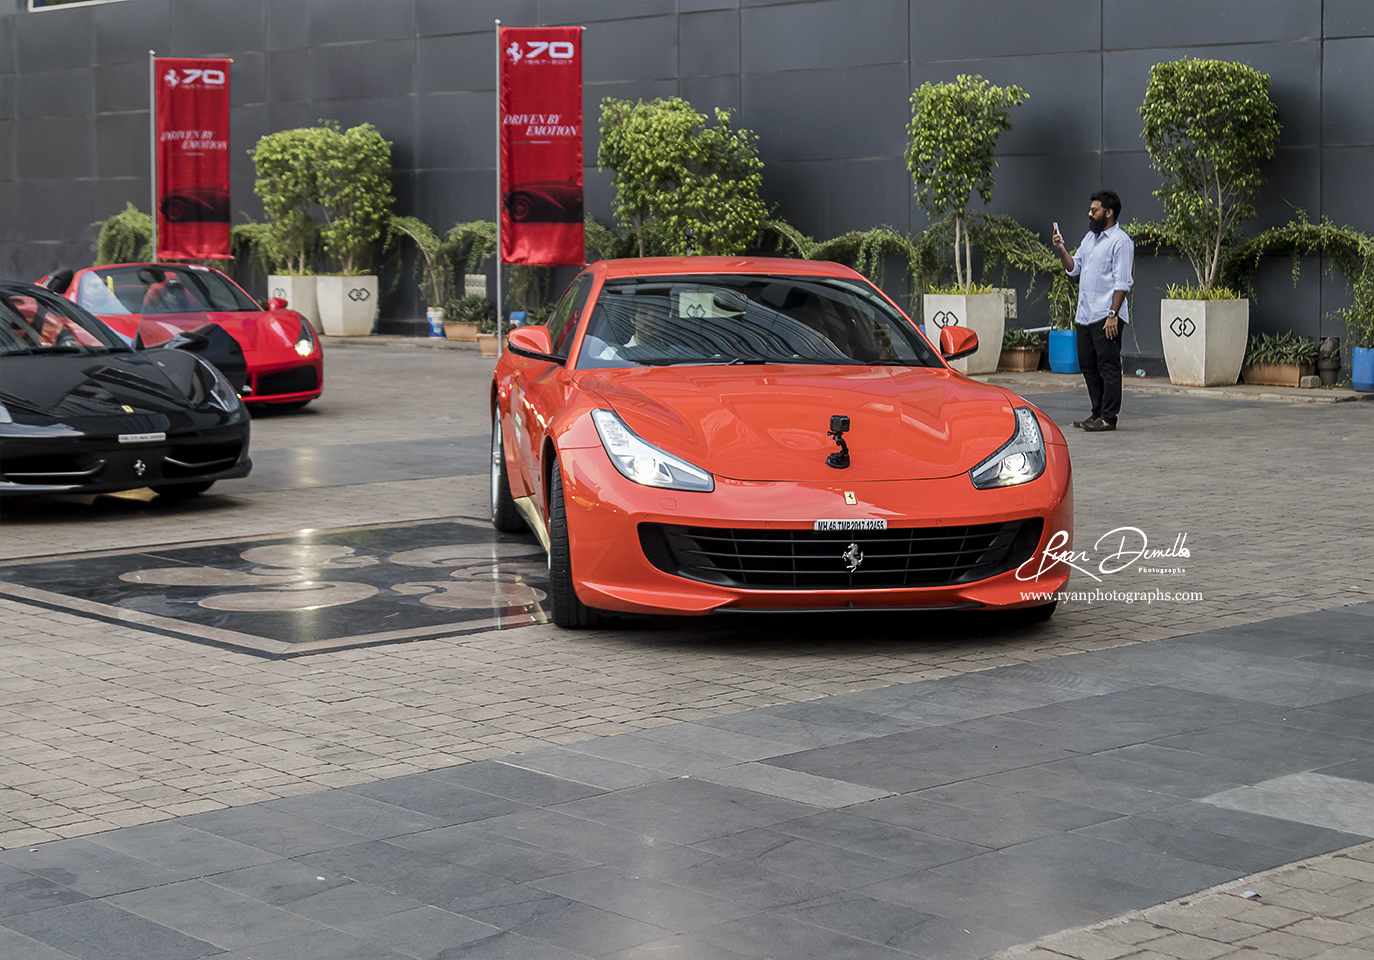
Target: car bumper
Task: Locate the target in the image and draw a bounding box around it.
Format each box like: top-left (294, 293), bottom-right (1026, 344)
top-left (558, 445), bottom-right (1073, 616)
top-left (241, 355), bottom-right (323, 405)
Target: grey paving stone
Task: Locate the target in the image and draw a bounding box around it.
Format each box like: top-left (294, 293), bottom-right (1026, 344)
top-left (602, 934), bottom-right (761, 960)
top-left (202, 858), bottom-right (356, 907)
top-left (1151, 719), bottom-right (1374, 771)
top-left (911, 779), bottom-right (1121, 832)
top-left (270, 879), bottom-right (422, 926)
top-left (298, 840), bottom-right (509, 906)
top-left (0, 863), bottom-right (88, 918)
top-left (1201, 771), bottom-right (1374, 836)
top-left (0, 839), bottom-right (192, 897)
top-left (531, 865), bottom-right (757, 933)
top-left (426, 760), bottom-right (608, 805)
top-left (857, 793), bottom-right (1068, 849)
top-left (388, 824), bottom-right (594, 881)
top-left (628, 848), bottom-right (844, 911)
top-left (692, 712), bottom-right (873, 751)
top-left (767, 810), bottom-right (987, 870)
top-left (336, 904), bottom-right (501, 957)
top-left (343, 773), bottom-right (533, 824)
top-left (974, 765), bottom-right (1183, 816)
top-left (261, 789), bottom-right (449, 839)
top-left (2, 898), bottom-right (219, 960)
top-left (503, 747), bottom-right (667, 790)
top-left (0, 926), bottom-right (83, 960)
top-left (1036, 752), bottom-right (1252, 800)
top-left (693, 909), bottom-right (911, 959)
top-left (1073, 813), bottom-right (1303, 874)
top-left (204, 927), bottom-right (412, 960)
top-left (1138, 799), bottom-right (1370, 854)
top-left (460, 807), bottom-right (711, 868)
top-left (1100, 741), bottom-right (1278, 787)
top-left (178, 804), bottom-right (372, 858)
top-left (691, 827), bottom-right (915, 889)
top-left (106, 879), bottom-right (327, 950)
top-left (88, 822), bottom-right (279, 876)
top-left (700, 762), bottom-right (893, 808)
top-left (559, 732), bottom-right (746, 776)
top-left (758, 701), bottom-right (931, 738)
top-left (774, 891), bottom-right (1023, 960)
top-left (455, 891), bottom-right (674, 957)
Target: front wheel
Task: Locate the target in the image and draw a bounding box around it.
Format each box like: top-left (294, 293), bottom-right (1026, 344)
top-left (490, 408), bottom-right (525, 532)
top-left (548, 459), bottom-right (602, 628)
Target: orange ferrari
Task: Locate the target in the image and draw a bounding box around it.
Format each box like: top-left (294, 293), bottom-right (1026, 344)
top-left (491, 258), bottom-right (1072, 627)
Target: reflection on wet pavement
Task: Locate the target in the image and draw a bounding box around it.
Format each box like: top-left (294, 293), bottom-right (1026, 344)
top-left (0, 519), bottom-right (549, 657)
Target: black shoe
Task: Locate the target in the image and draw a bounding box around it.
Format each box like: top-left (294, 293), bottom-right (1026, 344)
top-left (1082, 418), bottom-right (1117, 432)
top-left (1071, 418), bottom-right (1096, 429)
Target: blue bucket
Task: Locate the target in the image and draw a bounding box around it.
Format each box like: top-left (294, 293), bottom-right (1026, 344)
top-left (1353, 347), bottom-right (1374, 392)
top-left (427, 311), bottom-right (445, 337)
top-left (1048, 329), bottom-right (1080, 374)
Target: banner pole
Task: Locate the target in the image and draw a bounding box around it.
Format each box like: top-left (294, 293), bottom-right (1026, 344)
top-left (149, 50), bottom-right (157, 263)
top-left (494, 19), bottom-right (502, 358)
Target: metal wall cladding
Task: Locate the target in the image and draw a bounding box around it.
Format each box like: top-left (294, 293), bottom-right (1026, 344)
top-left (2, 0), bottom-right (1372, 347)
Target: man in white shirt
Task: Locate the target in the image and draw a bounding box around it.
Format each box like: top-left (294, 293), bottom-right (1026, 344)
top-left (1052, 190), bottom-right (1134, 432)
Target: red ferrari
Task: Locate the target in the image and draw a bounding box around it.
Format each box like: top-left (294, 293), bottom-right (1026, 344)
top-left (491, 257), bottom-right (1073, 628)
top-left (40, 263), bottom-right (323, 409)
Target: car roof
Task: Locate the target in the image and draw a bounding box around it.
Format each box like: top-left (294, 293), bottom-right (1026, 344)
top-left (585, 257), bottom-right (868, 281)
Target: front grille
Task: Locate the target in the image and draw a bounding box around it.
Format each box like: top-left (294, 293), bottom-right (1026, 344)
top-left (255, 366), bottom-right (318, 396)
top-left (163, 441), bottom-right (244, 477)
top-left (641, 518), bottom-right (1044, 590)
top-left (0, 454), bottom-right (105, 482)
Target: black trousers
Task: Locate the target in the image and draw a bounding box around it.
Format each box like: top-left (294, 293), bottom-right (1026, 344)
top-left (1077, 318), bottom-right (1123, 424)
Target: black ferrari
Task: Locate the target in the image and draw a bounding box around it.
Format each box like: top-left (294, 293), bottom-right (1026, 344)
top-left (0, 280), bottom-right (251, 498)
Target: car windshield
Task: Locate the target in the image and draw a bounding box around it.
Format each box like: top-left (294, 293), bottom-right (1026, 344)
top-left (77, 265), bottom-right (261, 315)
top-left (0, 288), bottom-right (130, 356)
top-left (576, 274), bottom-right (940, 369)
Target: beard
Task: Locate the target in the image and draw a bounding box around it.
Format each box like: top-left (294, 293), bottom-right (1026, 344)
top-left (1089, 213), bottom-right (1108, 235)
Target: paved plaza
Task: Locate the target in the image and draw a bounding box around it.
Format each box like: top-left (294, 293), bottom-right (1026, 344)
top-left (1, 341), bottom-right (1372, 959)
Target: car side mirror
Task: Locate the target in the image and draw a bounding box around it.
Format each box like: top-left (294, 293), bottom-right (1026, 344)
top-left (506, 326), bottom-right (563, 364)
top-left (266, 297), bottom-right (288, 311)
top-left (940, 326), bottom-right (979, 361)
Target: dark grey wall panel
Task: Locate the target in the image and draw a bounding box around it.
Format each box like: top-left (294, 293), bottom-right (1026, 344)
top-left (680, 9), bottom-right (739, 78)
top-left (17, 66), bottom-right (90, 118)
top-left (231, 52), bottom-right (267, 107)
top-left (17, 6), bottom-right (93, 71)
top-left (309, 0), bottom-right (415, 46)
top-left (13, 177), bottom-right (95, 241)
top-left (744, 63), bottom-right (909, 162)
top-left (417, 0), bottom-right (538, 37)
top-left (95, 111), bottom-right (149, 180)
top-left (169, 0), bottom-right (266, 57)
top-left (679, 74), bottom-right (741, 117)
top-left (417, 92), bottom-right (495, 171)
top-left (742, 0), bottom-right (906, 74)
top-left (268, 98), bottom-right (314, 132)
top-left (268, 48), bottom-right (311, 103)
top-left (986, 153), bottom-right (1105, 240)
top-left (312, 96), bottom-right (416, 166)
top-left (94, 60), bottom-right (148, 115)
top-left (1102, 0), bottom-right (1320, 49)
top-left (417, 33), bottom-right (493, 95)
top-left (312, 40), bottom-right (416, 102)
top-left (0, 75), bottom-right (11, 121)
top-left (582, 14), bottom-right (677, 83)
top-left (95, 0), bottom-right (168, 64)
top-left (1325, 0), bottom-right (1374, 38)
top-left (1322, 147), bottom-right (1374, 233)
top-left (681, 0), bottom-right (737, 11)
top-left (0, 120), bottom-right (14, 183)
top-left (267, 0), bottom-right (309, 50)
top-left (911, 0), bottom-right (1099, 61)
top-left (1322, 38), bottom-right (1374, 146)
top-left (17, 116), bottom-right (92, 181)
top-left (1101, 149), bottom-right (1162, 224)
top-left (1251, 258), bottom-right (1322, 337)
top-left (539, 1), bottom-right (677, 25)
top-left (230, 102), bottom-right (269, 182)
top-left (1257, 147), bottom-right (1321, 227)
top-left (763, 157), bottom-right (911, 238)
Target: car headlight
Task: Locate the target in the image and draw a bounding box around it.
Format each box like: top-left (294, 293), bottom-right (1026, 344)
top-left (294, 318), bottom-right (316, 357)
top-left (592, 409), bottom-right (714, 493)
top-left (970, 407), bottom-right (1046, 489)
top-left (203, 363), bottom-right (243, 413)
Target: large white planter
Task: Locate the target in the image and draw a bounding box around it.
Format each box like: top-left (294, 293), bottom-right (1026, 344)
top-left (317, 275), bottom-right (379, 337)
top-left (267, 275), bottom-right (320, 331)
top-left (1160, 298), bottom-right (1248, 387)
top-left (923, 293), bottom-right (1005, 375)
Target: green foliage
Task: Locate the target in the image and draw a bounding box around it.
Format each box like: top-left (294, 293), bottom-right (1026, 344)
top-left (584, 215), bottom-right (638, 262)
top-left (314, 121), bottom-right (394, 275)
top-left (598, 97), bottom-right (768, 257)
top-left (450, 294), bottom-right (497, 332)
top-left (229, 221), bottom-right (275, 284)
top-left (1244, 331), bottom-right (1318, 366)
top-left (1164, 283), bottom-right (1242, 300)
top-left (448, 221), bottom-right (498, 276)
top-left (387, 216), bottom-right (454, 311)
top-left (1003, 327), bottom-right (1046, 349)
top-left (906, 74), bottom-right (1027, 287)
top-left (1141, 58), bottom-right (1280, 291)
top-left (251, 127), bottom-right (328, 274)
top-left (928, 282), bottom-right (996, 295)
top-left (92, 203), bottom-right (153, 265)
top-left (508, 265), bottom-right (551, 313)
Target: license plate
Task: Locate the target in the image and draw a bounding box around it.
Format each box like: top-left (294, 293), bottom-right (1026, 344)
top-left (813, 519), bottom-right (887, 531)
top-left (118, 432), bottom-right (165, 444)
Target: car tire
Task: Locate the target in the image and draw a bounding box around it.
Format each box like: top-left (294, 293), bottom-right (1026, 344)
top-left (164, 198), bottom-right (188, 222)
top-left (548, 458), bottom-right (602, 629)
top-left (508, 194), bottom-right (532, 222)
top-left (490, 408), bottom-right (526, 533)
top-left (153, 481), bottom-right (214, 498)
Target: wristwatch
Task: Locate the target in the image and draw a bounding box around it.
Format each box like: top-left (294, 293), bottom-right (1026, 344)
top-left (1106, 310), bottom-right (1118, 318)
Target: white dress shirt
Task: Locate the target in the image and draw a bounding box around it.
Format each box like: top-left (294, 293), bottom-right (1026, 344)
top-left (1067, 223), bottom-right (1135, 325)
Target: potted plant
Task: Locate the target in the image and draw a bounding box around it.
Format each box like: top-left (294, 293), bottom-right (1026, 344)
top-left (1240, 331), bottom-right (1318, 387)
top-left (253, 127), bottom-right (330, 330)
top-left (1351, 315), bottom-right (1374, 392)
top-left (999, 327), bottom-right (1044, 372)
top-left (1044, 272), bottom-right (1080, 374)
top-left (388, 216), bottom-right (458, 338)
top-left (907, 74), bottom-right (1026, 375)
top-left (1141, 57), bottom-right (1280, 386)
top-left (454, 295), bottom-right (499, 355)
top-left (311, 122), bottom-right (394, 337)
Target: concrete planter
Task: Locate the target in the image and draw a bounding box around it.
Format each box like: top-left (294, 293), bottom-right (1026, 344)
top-left (1240, 362), bottom-right (1316, 388)
top-left (998, 347), bottom-right (1041, 372)
top-left (317, 275), bottom-right (378, 337)
top-left (1161, 298), bottom-right (1248, 387)
top-left (443, 321), bottom-right (478, 342)
top-left (923, 293), bottom-right (1004, 375)
top-left (477, 333), bottom-right (499, 357)
top-left (267, 275), bottom-right (320, 331)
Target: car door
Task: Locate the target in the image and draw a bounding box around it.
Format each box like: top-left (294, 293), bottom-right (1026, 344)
top-left (511, 275), bottom-right (593, 511)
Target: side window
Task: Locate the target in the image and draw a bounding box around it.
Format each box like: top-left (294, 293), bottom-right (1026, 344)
top-left (546, 276), bottom-right (593, 357)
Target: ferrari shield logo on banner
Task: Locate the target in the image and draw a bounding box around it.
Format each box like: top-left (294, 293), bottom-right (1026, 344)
top-left (499, 27), bottom-right (584, 266)
top-left (155, 58), bottom-right (231, 260)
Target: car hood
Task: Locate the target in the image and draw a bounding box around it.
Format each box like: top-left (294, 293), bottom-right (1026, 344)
top-left (94, 309), bottom-right (301, 356)
top-left (0, 350), bottom-right (206, 422)
top-left (579, 365), bottom-right (1018, 482)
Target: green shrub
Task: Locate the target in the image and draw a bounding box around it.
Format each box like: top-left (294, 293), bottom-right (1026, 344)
top-left (1003, 327), bottom-right (1045, 349)
top-left (1244, 331), bottom-right (1318, 366)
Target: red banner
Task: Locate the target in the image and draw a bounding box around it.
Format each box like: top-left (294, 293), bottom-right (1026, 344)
top-left (499, 27), bottom-right (584, 266)
top-left (155, 57), bottom-right (231, 260)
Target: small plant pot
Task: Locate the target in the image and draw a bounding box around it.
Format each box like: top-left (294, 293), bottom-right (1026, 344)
top-left (1047, 329), bottom-right (1079, 374)
top-left (1240, 362), bottom-right (1316, 388)
top-left (477, 333), bottom-right (499, 357)
top-left (443, 321), bottom-right (478, 342)
top-left (998, 348), bottom-right (1041, 372)
top-left (1353, 347), bottom-right (1374, 392)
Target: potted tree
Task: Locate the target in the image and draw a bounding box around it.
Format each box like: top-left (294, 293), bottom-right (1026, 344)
top-left (1240, 331), bottom-right (1318, 387)
top-left (253, 127), bottom-right (328, 330)
top-left (312, 122), bottom-right (394, 337)
top-left (999, 327), bottom-right (1044, 372)
top-left (907, 74), bottom-right (1026, 375)
top-left (388, 216), bottom-right (457, 337)
top-left (1141, 57), bottom-right (1280, 387)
